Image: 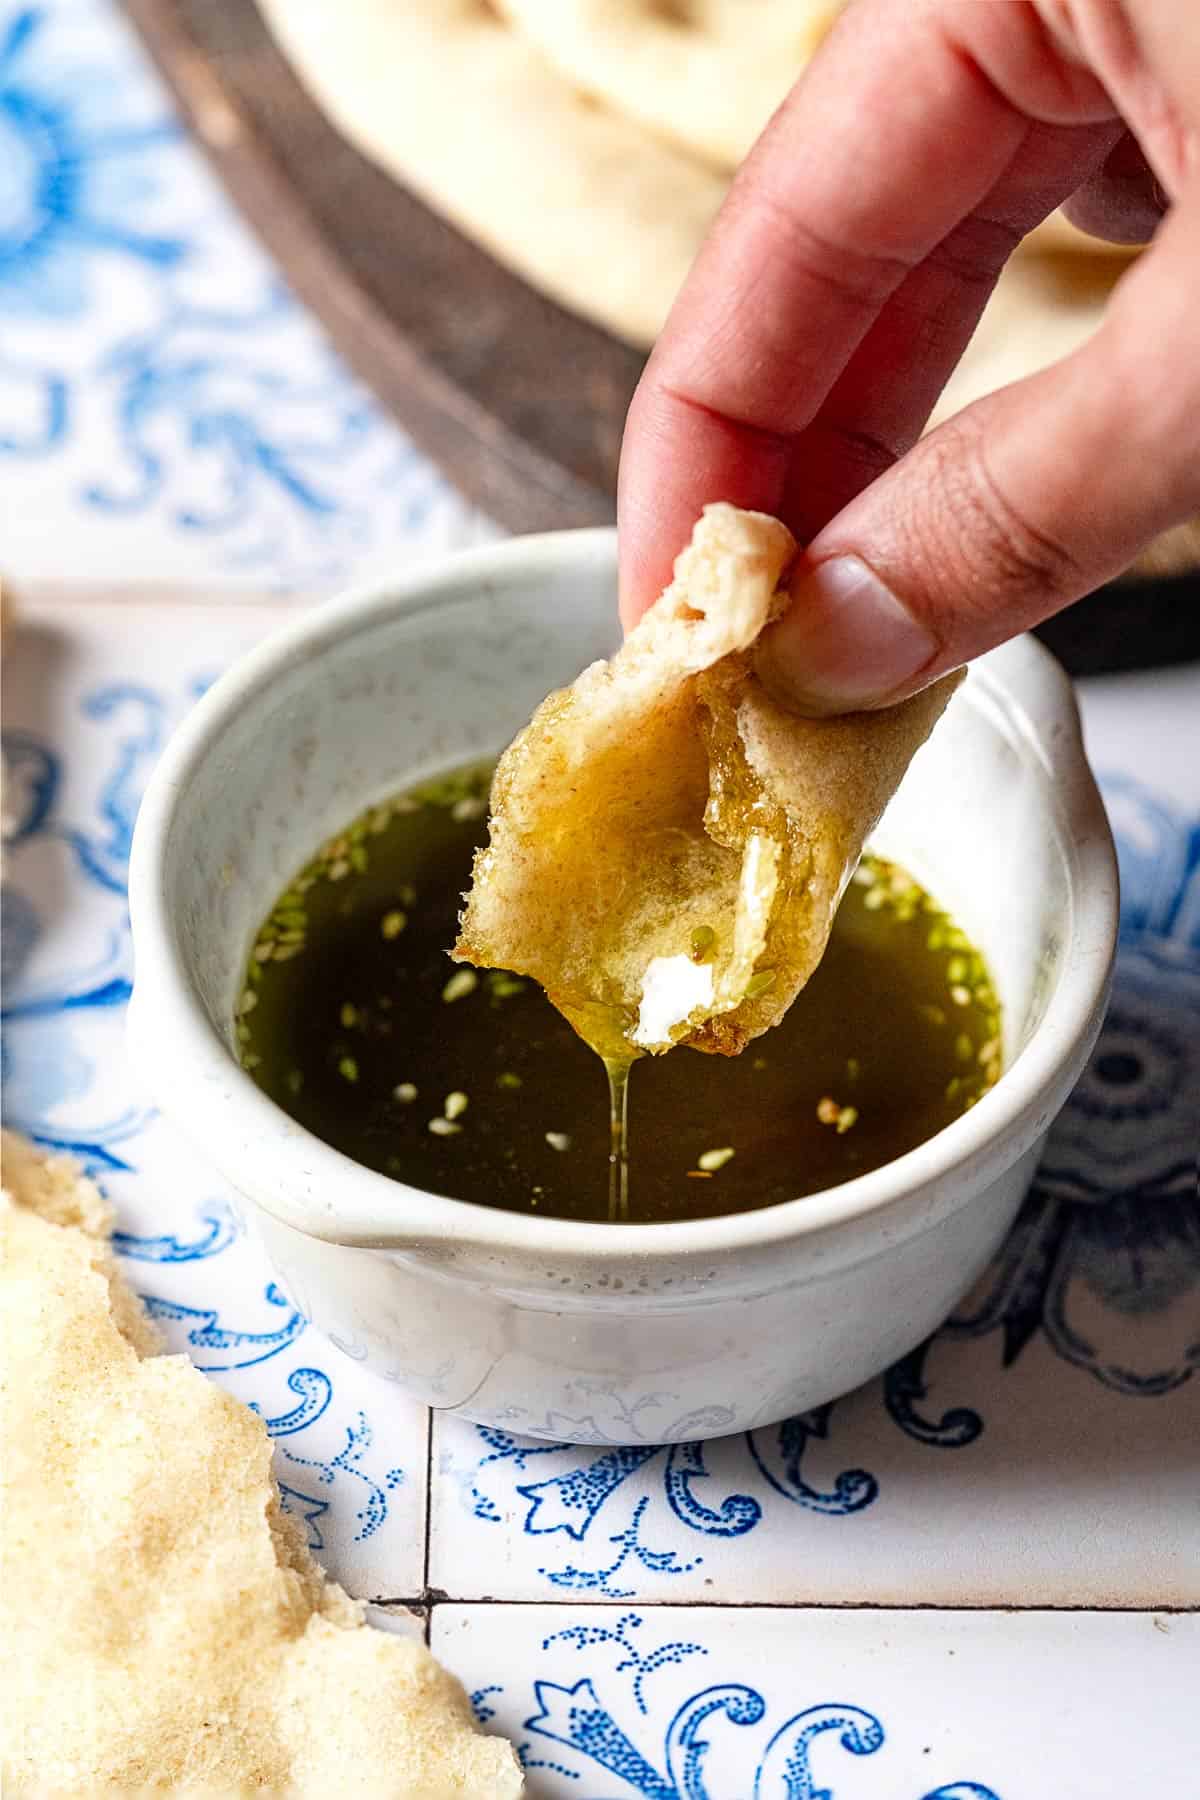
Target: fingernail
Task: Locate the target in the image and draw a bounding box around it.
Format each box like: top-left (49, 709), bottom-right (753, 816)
top-left (757, 555), bottom-right (939, 714)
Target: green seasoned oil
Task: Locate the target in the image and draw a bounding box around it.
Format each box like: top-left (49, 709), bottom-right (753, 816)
top-left (237, 762), bottom-right (1002, 1225)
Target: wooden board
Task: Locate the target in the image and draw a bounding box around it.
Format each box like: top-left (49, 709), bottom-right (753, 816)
top-left (123, 0), bottom-right (1200, 674)
top-left (123, 0), bottom-right (641, 534)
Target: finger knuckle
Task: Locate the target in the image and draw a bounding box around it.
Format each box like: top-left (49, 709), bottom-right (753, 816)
top-left (913, 419), bottom-right (1085, 609)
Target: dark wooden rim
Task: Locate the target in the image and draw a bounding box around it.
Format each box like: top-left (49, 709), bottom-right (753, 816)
top-left (122, 0), bottom-right (642, 532)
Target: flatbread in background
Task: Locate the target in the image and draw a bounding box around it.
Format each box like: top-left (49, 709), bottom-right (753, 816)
top-left (260, 2), bottom-right (1144, 354)
top-left (932, 251), bottom-right (1132, 424)
top-left (0, 1131), bottom-right (522, 1798)
top-left (258, 0), bottom-right (725, 347)
top-left (456, 505), bottom-right (959, 1059)
top-left (261, 1), bottom-right (1190, 577)
top-left (1022, 211), bottom-right (1143, 259)
top-left (495, 0), bottom-right (838, 170)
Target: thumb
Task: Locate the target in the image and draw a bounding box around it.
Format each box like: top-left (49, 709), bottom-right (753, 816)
top-left (757, 193), bottom-right (1200, 715)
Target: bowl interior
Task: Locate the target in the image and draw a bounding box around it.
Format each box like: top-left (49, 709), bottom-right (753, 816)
top-left (152, 540), bottom-right (1084, 1207)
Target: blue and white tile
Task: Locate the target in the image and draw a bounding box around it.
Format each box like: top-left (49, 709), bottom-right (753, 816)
top-left (432, 1602), bottom-right (1197, 1797)
top-left (2, 596), bottom-right (430, 1600)
top-left (430, 709), bottom-right (1200, 1605)
top-left (1, 0), bottom-right (497, 592)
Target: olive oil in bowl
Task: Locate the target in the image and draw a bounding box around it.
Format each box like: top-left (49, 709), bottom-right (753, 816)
top-left (237, 762), bottom-right (1001, 1225)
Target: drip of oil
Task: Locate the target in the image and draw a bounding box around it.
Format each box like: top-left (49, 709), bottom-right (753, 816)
top-left (604, 1056), bottom-right (633, 1223)
top-left (557, 998), bottom-right (641, 1223)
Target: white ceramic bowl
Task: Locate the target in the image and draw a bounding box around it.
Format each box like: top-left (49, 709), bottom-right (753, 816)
top-left (128, 532), bottom-right (1118, 1445)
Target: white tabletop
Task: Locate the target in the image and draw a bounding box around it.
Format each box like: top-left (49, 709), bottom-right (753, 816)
top-left (3, 6), bottom-right (1198, 1795)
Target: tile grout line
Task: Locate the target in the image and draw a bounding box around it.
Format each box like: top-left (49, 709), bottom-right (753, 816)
top-left (380, 1594), bottom-right (1194, 1617)
top-left (420, 1407), bottom-right (434, 1633)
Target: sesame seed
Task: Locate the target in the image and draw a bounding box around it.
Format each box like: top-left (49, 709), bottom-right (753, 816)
top-left (444, 1090), bottom-right (469, 1121)
top-left (697, 1146), bottom-right (734, 1172)
top-left (381, 910), bottom-right (407, 940)
top-left (744, 969), bottom-right (777, 999)
top-left (428, 1116), bottom-right (461, 1136)
top-left (393, 1082), bottom-right (418, 1103)
top-left (442, 969), bottom-right (478, 1003)
top-left (545, 1132), bottom-right (571, 1153)
top-left (338, 1056), bottom-right (359, 1083)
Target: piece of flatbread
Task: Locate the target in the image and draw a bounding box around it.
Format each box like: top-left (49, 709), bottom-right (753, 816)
top-left (0, 1131), bottom-right (523, 1798)
top-left (258, 0), bottom-right (725, 347)
top-left (495, 0), bottom-right (838, 171)
top-left (455, 504), bottom-right (959, 1059)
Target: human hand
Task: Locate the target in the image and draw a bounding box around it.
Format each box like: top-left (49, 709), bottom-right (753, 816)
top-left (617, 0), bottom-right (1200, 713)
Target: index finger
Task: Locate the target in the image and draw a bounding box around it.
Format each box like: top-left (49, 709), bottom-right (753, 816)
top-left (617, 0), bottom-right (1113, 622)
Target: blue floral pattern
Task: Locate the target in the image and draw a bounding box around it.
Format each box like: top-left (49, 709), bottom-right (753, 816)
top-left (888, 773), bottom-right (1199, 1421)
top-left (0, 7), bottom-right (182, 320)
top-left (1, 0), bottom-right (492, 587)
top-left (452, 1411), bottom-right (877, 1598)
top-left (462, 1614), bottom-right (1001, 1798)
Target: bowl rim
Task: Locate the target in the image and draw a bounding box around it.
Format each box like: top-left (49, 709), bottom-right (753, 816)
top-left (128, 528), bottom-right (1119, 1260)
